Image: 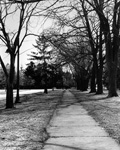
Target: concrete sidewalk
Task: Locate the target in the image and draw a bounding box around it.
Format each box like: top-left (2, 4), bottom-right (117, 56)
top-left (42, 90), bottom-right (120, 150)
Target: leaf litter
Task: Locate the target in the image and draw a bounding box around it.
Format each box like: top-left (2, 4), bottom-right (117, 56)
top-left (0, 89), bottom-right (64, 150)
top-left (71, 89), bottom-right (120, 144)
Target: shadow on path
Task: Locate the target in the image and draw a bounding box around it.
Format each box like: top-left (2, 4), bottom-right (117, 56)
top-left (44, 143), bottom-right (87, 150)
top-left (70, 90), bottom-right (109, 102)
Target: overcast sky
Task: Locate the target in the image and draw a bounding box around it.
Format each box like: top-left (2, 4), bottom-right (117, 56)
top-left (0, 1), bottom-right (58, 69)
top-left (1, 17), bottom-right (56, 69)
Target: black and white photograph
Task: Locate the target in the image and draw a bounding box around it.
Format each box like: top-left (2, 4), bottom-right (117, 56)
top-left (0, 0), bottom-right (120, 149)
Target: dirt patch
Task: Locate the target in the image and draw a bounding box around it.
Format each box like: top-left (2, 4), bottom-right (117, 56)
top-left (0, 89), bottom-right (64, 150)
top-left (71, 89), bottom-right (120, 144)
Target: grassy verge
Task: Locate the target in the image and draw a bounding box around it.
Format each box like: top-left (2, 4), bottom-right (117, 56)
top-left (71, 89), bottom-right (120, 144)
top-left (0, 89), bottom-right (64, 150)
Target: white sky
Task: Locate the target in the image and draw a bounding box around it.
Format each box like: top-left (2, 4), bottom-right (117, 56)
top-left (1, 18), bottom-right (56, 69)
top-left (0, 0), bottom-right (75, 69)
top-left (0, 1), bottom-right (58, 69)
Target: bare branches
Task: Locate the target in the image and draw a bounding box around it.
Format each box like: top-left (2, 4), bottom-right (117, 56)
top-left (9, 0), bottom-right (45, 4)
top-left (0, 56), bottom-right (8, 78)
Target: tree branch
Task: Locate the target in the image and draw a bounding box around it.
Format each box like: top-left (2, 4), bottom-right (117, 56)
top-left (0, 56), bottom-right (8, 78)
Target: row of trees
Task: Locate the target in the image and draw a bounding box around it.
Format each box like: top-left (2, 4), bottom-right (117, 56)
top-left (0, 62), bottom-right (74, 90)
top-left (0, 0), bottom-right (61, 108)
top-left (1, 0), bottom-right (120, 108)
top-left (40, 0), bottom-right (120, 97)
top-left (0, 32), bottom-right (75, 93)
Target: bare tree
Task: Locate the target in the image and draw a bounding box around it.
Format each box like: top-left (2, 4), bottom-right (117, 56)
top-left (44, 0), bottom-right (104, 93)
top-left (0, 0), bottom-right (59, 108)
top-left (0, 1), bottom-right (39, 108)
top-left (85, 0), bottom-right (120, 97)
top-left (45, 0), bottom-right (120, 96)
top-left (80, 0), bottom-right (105, 94)
top-left (40, 28), bottom-right (92, 91)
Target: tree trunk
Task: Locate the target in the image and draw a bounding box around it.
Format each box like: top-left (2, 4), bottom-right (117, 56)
top-left (75, 73), bottom-right (80, 90)
top-left (90, 62), bottom-right (96, 93)
top-left (6, 54), bottom-right (15, 108)
top-left (96, 25), bottom-right (103, 94)
top-left (76, 81), bottom-right (80, 90)
top-left (105, 27), bottom-right (118, 97)
top-left (76, 79), bottom-right (79, 90)
top-left (44, 87), bottom-right (48, 94)
top-left (107, 63), bottom-right (118, 97)
top-left (95, 6), bottom-right (118, 97)
top-left (96, 68), bottom-right (103, 94)
top-left (44, 72), bottom-right (48, 94)
top-left (15, 48), bottom-right (20, 103)
top-left (6, 78), bottom-right (14, 108)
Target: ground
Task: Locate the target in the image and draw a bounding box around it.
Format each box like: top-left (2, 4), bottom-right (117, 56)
top-left (71, 89), bottom-right (120, 145)
top-left (0, 89), bottom-right (64, 150)
top-left (0, 89), bottom-right (120, 149)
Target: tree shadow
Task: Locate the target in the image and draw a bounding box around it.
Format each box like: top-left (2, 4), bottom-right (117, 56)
top-left (45, 143), bottom-right (87, 150)
top-left (57, 94), bottom-right (108, 110)
top-left (0, 91), bottom-right (63, 115)
top-left (79, 96), bottom-right (108, 102)
top-left (71, 90), bottom-right (109, 103)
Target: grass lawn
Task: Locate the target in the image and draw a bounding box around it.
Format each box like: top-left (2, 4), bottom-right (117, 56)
top-left (0, 89), bottom-right (64, 150)
top-left (71, 89), bottom-right (120, 144)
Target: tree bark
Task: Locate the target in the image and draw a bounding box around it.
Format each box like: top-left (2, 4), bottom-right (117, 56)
top-left (6, 54), bottom-right (15, 108)
top-left (96, 24), bottom-right (103, 94)
top-left (90, 62), bottom-right (96, 93)
top-left (96, 67), bottom-right (103, 94)
top-left (75, 75), bottom-right (80, 90)
top-left (96, 7), bottom-right (118, 97)
top-left (44, 70), bottom-right (48, 94)
top-left (105, 25), bottom-right (118, 97)
top-left (15, 48), bottom-right (20, 103)
top-left (107, 63), bottom-right (118, 97)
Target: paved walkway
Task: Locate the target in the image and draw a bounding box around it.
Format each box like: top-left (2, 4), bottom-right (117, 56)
top-left (42, 90), bottom-right (120, 150)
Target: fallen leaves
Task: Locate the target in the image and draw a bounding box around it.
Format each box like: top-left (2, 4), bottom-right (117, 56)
top-left (0, 89), bottom-right (64, 150)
